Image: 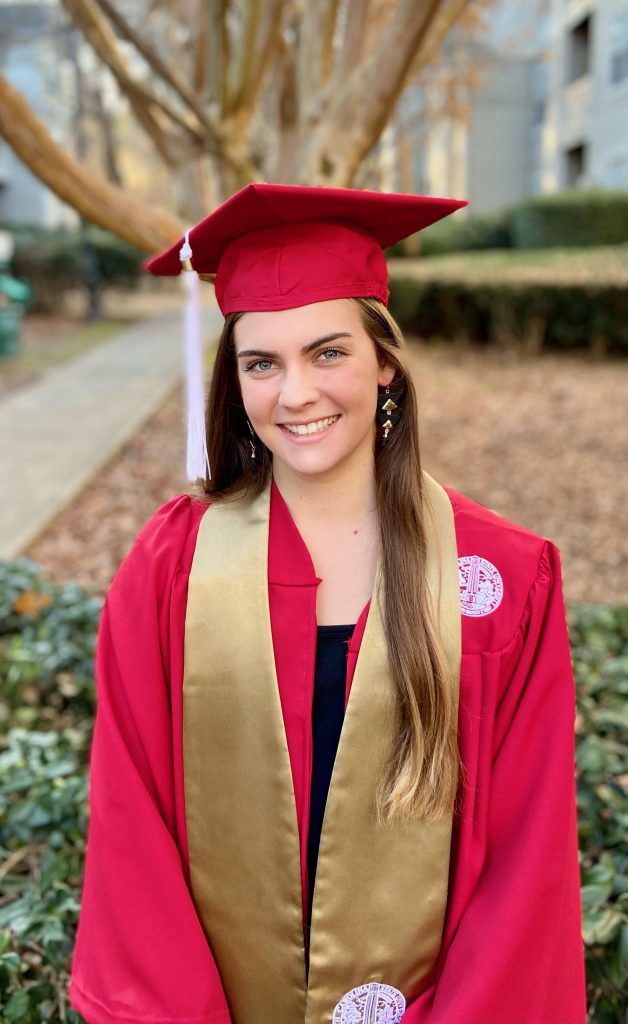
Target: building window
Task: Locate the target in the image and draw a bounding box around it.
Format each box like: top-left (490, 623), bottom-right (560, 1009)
top-left (605, 154), bottom-right (628, 189)
top-left (565, 143), bottom-right (587, 187)
top-left (566, 15), bottom-right (592, 84)
top-left (610, 49), bottom-right (628, 82)
top-left (609, 11), bottom-right (628, 85)
top-left (532, 98), bottom-right (546, 125)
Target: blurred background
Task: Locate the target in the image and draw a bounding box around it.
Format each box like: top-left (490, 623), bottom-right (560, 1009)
top-left (0, 1), bottom-right (626, 1021)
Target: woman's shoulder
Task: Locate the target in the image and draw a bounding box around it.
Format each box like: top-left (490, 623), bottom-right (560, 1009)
top-left (108, 492), bottom-right (212, 601)
top-left (134, 491), bottom-right (210, 548)
top-left (444, 483), bottom-right (557, 563)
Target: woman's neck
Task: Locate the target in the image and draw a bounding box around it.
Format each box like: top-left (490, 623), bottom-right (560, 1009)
top-left (271, 451), bottom-right (377, 527)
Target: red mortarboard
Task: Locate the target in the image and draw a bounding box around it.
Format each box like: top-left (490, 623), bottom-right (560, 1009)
top-left (145, 182), bottom-right (467, 315)
top-left (144, 182), bottom-right (468, 481)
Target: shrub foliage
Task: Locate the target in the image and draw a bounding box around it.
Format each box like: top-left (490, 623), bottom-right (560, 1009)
top-left (2, 226), bottom-right (144, 314)
top-left (387, 275), bottom-right (628, 356)
top-left (386, 189), bottom-right (628, 258)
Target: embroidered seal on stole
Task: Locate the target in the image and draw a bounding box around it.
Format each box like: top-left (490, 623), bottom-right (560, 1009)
top-left (333, 982), bottom-right (406, 1023)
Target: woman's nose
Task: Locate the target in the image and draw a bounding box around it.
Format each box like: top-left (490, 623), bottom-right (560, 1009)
top-left (278, 366), bottom-right (319, 409)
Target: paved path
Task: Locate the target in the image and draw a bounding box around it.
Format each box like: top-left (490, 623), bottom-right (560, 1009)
top-left (0, 297), bottom-right (222, 559)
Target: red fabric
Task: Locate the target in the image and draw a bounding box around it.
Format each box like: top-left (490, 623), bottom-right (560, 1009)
top-left (143, 182), bottom-right (467, 315)
top-left (402, 504), bottom-right (587, 1024)
top-left (68, 496), bottom-right (230, 1024)
top-left (214, 220), bottom-right (389, 314)
top-left (68, 480), bottom-right (587, 1024)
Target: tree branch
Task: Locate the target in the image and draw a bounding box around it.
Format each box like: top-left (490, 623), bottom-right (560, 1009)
top-left (193, 0), bottom-right (210, 94)
top-left (302, 0), bottom-right (473, 184)
top-left (224, 0), bottom-right (260, 116)
top-left (209, 0), bottom-right (231, 116)
top-left (0, 73), bottom-right (182, 252)
top-left (248, 0), bottom-right (289, 114)
top-left (339, 0), bottom-right (370, 70)
top-left (61, 0), bottom-right (202, 161)
top-left (91, 0), bottom-right (222, 143)
top-left (320, 0), bottom-right (341, 85)
top-left (298, 0), bottom-right (340, 124)
top-left (228, 0), bottom-right (287, 118)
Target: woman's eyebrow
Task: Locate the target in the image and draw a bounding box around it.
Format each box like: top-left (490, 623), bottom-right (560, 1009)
top-left (236, 331), bottom-right (352, 359)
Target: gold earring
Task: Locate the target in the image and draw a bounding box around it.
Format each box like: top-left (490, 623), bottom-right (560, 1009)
top-left (376, 378), bottom-right (405, 445)
top-left (246, 418), bottom-right (257, 464)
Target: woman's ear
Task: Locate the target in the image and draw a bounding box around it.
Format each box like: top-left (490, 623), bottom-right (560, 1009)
top-left (378, 362), bottom-right (397, 388)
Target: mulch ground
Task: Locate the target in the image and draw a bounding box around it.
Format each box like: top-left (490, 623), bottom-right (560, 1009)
top-left (22, 338), bottom-right (627, 606)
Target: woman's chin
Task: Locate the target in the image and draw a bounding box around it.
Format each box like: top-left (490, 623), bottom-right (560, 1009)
top-left (271, 440), bottom-right (370, 481)
top-left (273, 451), bottom-right (344, 478)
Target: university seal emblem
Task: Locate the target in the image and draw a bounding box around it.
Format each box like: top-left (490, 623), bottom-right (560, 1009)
top-left (458, 554), bottom-right (504, 617)
top-left (333, 982), bottom-right (406, 1023)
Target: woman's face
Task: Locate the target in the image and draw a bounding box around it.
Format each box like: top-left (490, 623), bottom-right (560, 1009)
top-left (233, 298), bottom-right (395, 481)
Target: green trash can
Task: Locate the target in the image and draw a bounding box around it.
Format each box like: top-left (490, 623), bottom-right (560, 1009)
top-left (0, 303), bottom-right (24, 358)
top-left (0, 272), bottom-right (32, 358)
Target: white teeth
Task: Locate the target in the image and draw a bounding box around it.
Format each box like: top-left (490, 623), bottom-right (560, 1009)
top-left (284, 415), bottom-right (339, 435)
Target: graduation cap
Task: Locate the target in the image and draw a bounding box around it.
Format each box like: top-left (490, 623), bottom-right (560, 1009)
top-left (144, 182), bottom-right (468, 480)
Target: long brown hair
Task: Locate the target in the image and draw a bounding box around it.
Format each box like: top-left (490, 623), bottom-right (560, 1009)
top-left (195, 297), bottom-right (466, 824)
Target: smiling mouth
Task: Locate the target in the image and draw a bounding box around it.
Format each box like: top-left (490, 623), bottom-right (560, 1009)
top-left (280, 415), bottom-right (340, 436)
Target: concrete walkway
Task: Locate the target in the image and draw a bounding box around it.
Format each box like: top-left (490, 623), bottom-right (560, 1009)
top-left (0, 297), bottom-right (223, 559)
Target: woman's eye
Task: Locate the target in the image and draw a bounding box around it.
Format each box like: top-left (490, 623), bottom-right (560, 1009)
top-left (318, 348), bottom-right (344, 362)
top-left (246, 359), bottom-right (274, 373)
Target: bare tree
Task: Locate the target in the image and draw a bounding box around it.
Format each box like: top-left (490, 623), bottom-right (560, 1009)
top-left (0, 0), bottom-right (491, 251)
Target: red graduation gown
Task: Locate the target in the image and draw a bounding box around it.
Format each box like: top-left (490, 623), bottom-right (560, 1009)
top-left (68, 479), bottom-right (587, 1024)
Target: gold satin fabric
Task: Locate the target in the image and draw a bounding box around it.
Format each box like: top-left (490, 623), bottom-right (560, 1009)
top-left (182, 470), bottom-right (460, 1024)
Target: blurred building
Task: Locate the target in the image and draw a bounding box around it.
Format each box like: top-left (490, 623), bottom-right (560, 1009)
top-left (389, 0), bottom-right (628, 213)
top-left (542, 0), bottom-right (628, 191)
top-left (0, 2), bottom-right (79, 229)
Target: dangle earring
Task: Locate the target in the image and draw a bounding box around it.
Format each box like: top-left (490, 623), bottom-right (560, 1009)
top-left (246, 418), bottom-right (258, 465)
top-left (376, 376), bottom-right (406, 446)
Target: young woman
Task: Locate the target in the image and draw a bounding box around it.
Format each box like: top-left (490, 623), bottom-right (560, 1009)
top-left (69, 184), bottom-right (587, 1024)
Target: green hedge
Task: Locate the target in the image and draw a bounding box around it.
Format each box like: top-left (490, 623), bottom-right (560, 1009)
top-left (0, 559), bottom-right (626, 1022)
top-left (386, 207), bottom-right (513, 257)
top-left (386, 189), bottom-right (628, 258)
top-left (513, 191), bottom-right (628, 249)
top-left (1, 225), bottom-right (144, 314)
top-left (388, 276), bottom-right (628, 355)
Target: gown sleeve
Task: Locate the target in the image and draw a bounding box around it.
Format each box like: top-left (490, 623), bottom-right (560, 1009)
top-left (403, 540), bottom-right (588, 1024)
top-left (68, 497), bottom-right (232, 1024)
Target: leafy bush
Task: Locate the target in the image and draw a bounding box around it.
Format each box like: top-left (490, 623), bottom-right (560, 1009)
top-left (0, 560), bottom-right (625, 1021)
top-left (388, 275), bottom-right (628, 355)
top-left (0, 560), bottom-right (96, 1022)
top-left (5, 226), bottom-right (144, 313)
top-left (0, 729), bottom-right (87, 1024)
top-left (513, 190), bottom-right (628, 249)
top-left (385, 206), bottom-right (513, 257)
top-left (570, 604), bottom-right (628, 1021)
top-left (385, 189), bottom-right (628, 258)
top-left (0, 559), bottom-right (101, 734)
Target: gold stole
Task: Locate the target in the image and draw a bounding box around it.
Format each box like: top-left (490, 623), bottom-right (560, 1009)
top-left (183, 470), bottom-right (460, 1024)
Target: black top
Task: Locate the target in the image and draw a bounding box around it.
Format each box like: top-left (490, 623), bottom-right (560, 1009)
top-left (306, 623), bottom-right (355, 951)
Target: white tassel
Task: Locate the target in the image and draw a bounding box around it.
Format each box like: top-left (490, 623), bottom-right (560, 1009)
top-left (180, 234), bottom-right (211, 482)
